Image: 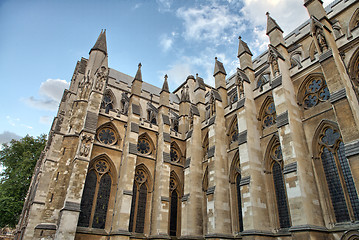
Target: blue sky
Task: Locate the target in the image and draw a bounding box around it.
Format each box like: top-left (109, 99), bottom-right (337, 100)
top-left (0, 0), bottom-right (331, 143)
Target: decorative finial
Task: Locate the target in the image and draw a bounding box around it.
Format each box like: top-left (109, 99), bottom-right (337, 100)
top-left (266, 12), bottom-right (270, 16)
top-left (238, 36), bottom-right (241, 40)
top-left (138, 63), bottom-right (142, 68)
top-left (196, 73), bottom-right (198, 78)
top-left (164, 74), bottom-right (168, 80)
top-left (215, 57), bottom-right (218, 60)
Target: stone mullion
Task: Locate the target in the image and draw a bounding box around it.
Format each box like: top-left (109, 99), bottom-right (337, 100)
top-left (206, 100), bottom-right (231, 237)
top-left (150, 107), bottom-right (171, 238)
top-left (110, 96), bottom-right (141, 238)
top-left (238, 80), bottom-right (271, 233)
top-left (181, 114), bottom-right (203, 237)
top-left (272, 55), bottom-right (325, 229)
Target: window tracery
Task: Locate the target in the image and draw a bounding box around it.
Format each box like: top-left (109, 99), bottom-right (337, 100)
top-left (96, 124), bottom-right (119, 146)
top-left (269, 142), bottom-right (291, 229)
top-left (137, 134), bottom-right (154, 156)
top-left (129, 167), bottom-right (150, 233)
top-left (318, 126), bottom-right (359, 222)
top-left (78, 158), bottom-right (112, 229)
top-left (229, 118), bottom-right (239, 144)
top-left (170, 142), bottom-right (181, 163)
top-left (257, 73), bottom-right (270, 91)
top-left (298, 74), bottom-right (330, 109)
top-left (169, 173), bottom-right (180, 236)
top-left (259, 98), bottom-right (276, 129)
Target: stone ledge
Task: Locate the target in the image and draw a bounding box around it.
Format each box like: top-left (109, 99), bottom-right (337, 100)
top-left (182, 193), bottom-right (190, 202)
top-left (277, 111), bottom-right (289, 128)
top-left (35, 224), bottom-right (57, 230)
top-left (162, 114), bottom-right (170, 125)
top-left (330, 88), bottom-right (346, 104)
top-left (123, 190), bottom-right (133, 196)
top-left (206, 186), bottom-right (215, 195)
top-left (236, 98), bottom-right (245, 110)
top-left (205, 233), bottom-right (234, 239)
top-left (161, 196), bottom-right (170, 202)
top-left (62, 201), bottom-right (81, 212)
top-left (184, 158), bottom-right (191, 168)
top-left (238, 130), bottom-right (247, 145)
top-left (289, 224), bottom-right (328, 233)
top-left (240, 176), bottom-right (250, 186)
top-left (208, 146), bottom-right (215, 158)
top-left (77, 227), bottom-right (108, 235)
top-left (319, 49), bottom-right (333, 63)
top-left (271, 75), bottom-right (282, 89)
top-left (344, 139), bottom-right (359, 157)
top-left (132, 104), bottom-right (141, 116)
top-left (179, 235), bottom-right (204, 240)
top-left (149, 234), bottom-right (171, 239)
top-left (186, 130), bottom-right (193, 140)
top-left (208, 116), bottom-right (216, 126)
top-left (130, 123), bottom-right (139, 133)
top-left (163, 132), bottom-right (171, 143)
top-left (283, 162), bottom-right (297, 174)
top-left (110, 229), bottom-right (131, 236)
top-left (241, 229), bottom-right (289, 236)
top-left (129, 143), bottom-right (137, 155)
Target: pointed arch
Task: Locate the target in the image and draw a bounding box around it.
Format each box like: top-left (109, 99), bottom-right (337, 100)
top-left (170, 141), bottom-right (182, 163)
top-left (258, 96), bottom-right (276, 129)
top-left (349, 8), bottom-right (359, 32)
top-left (297, 73), bottom-right (330, 109)
top-left (202, 167), bottom-right (209, 192)
top-left (229, 151), bottom-right (240, 183)
top-left (129, 163), bottom-right (153, 233)
top-left (312, 120), bottom-right (359, 222)
top-left (290, 50), bottom-right (302, 68)
top-left (96, 122), bottom-right (121, 146)
top-left (256, 72), bottom-right (270, 91)
top-left (227, 115), bottom-right (239, 145)
top-left (169, 171), bottom-right (182, 236)
top-left (101, 90), bottom-right (116, 114)
top-left (348, 46), bottom-right (359, 89)
top-left (78, 154), bottom-right (116, 229)
top-left (202, 132), bottom-right (209, 159)
top-left (263, 135), bottom-right (291, 229)
top-left (137, 132), bottom-right (155, 156)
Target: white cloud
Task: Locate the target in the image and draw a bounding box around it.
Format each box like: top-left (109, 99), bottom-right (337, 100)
top-left (6, 116), bottom-right (19, 126)
top-left (160, 33), bottom-right (175, 52)
top-left (133, 3), bottom-right (142, 9)
top-left (25, 78), bottom-right (69, 111)
top-left (160, 62), bottom-right (192, 89)
top-left (0, 131), bottom-right (21, 145)
top-left (40, 116), bottom-right (53, 125)
top-left (176, 3), bottom-right (244, 44)
top-left (156, 0), bottom-right (173, 12)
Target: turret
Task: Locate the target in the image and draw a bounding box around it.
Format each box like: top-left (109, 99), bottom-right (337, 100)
top-left (304, 0), bottom-right (326, 20)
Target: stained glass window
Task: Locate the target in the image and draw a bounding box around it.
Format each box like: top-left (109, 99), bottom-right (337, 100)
top-left (236, 174), bottom-right (243, 232)
top-left (319, 126), bottom-right (359, 222)
top-left (98, 128), bottom-right (116, 145)
top-left (302, 76), bottom-right (330, 109)
top-left (101, 93), bottom-right (113, 114)
top-left (170, 148), bottom-right (179, 162)
top-left (269, 142), bottom-right (291, 229)
top-left (262, 100), bottom-right (276, 129)
top-left (78, 159), bottom-right (112, 229)
top-left (129, 168), bottom-right (149, 233)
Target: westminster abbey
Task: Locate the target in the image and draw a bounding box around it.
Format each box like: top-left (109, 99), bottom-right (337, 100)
top-left (15, 0), bottom-right (359, 239)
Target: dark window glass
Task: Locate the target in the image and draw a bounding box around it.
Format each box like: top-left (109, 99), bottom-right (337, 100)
top-left (93, 174), bottom-right (112, 229)
top-left (135, 184), bottom-right (147, 233)
top-left (272, 162), bottom-right (291, 228)
top-left (321, 147), bottom-right (350, 222)
top-left (98, 128), bottom-right (116, 145)
top-left (236, 174), bottom-right (243, 232)
top-left (169, 190), bottom-right (178, 236)
top-left (129, 183), bottom-right (137, 233)
top-left (137, 139), bottom-right (150, 155)
top-left (337, 143), bottom-right (359, 220)
top-left (78, 171), bottom-right (97, 227)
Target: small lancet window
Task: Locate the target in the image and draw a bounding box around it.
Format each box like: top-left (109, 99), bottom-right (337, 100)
top-left (260, 98), bottom-right (276, 129)
top-left (101, 93), bottom-right (114, 114)
top-left (169, 174), bottom-right (180, 236)
top-left (170, 142), bottom-right (181, 163)
top-left (229, 119), bottom-right (239, 144)
top-left (257, 73), bottom-right (269, 90)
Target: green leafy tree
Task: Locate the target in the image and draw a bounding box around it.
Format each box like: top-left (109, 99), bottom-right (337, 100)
top-left (0, 135), bottom-right (47, 228)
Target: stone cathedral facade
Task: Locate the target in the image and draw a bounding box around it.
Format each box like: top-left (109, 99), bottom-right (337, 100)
top-left (15, 0), bottom-right (359, 239)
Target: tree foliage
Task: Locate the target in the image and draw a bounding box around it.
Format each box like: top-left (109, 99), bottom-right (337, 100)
top-left (0, 135), bottom-right (47, 228)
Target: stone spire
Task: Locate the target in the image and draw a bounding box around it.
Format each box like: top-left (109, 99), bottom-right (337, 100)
top-left (213, 57), bottom-right (227, 77)
top-left (161, 74), bottom-right (169, 93)
top-left (266, 12), bottom-right (283, 35)
top-left (90, 29), bottom-right (107, 55)
top-left (237, 36), bottom-right (252, 58)
top-left (133, 63), bottom-right (142, 82)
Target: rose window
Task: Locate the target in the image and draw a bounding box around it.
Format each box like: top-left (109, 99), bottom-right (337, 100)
top-left (98, 128), bottom-right (116, 145)
top-left (137, 139), bottom-right (151, 155)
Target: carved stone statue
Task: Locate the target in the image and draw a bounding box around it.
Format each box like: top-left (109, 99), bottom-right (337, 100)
top-left (317, 30), bottom-right (328, 52)
top-left (79, 135), bottom-right (94, 157)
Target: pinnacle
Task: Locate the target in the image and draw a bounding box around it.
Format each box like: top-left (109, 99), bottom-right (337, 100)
top-left (266, 12), bottom-right (283, 35)
top-left (134, 62), bottom-right (142, 82)
top-left (237, 36), bottom-right (252, 58)
top-left (161, 74), bottom-right (170, 93)
top-left (213, 57), bottom-right (227, 76)
top-left (90, 29), bottom-right (107, 55)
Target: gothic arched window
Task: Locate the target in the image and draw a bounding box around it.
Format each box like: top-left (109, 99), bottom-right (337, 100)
top-left (236, 174), bottom-right (244, 232)
top-left (229, 153), bottom-right (243, 233)
top-left (257, 73), bottom-right (270, 90)
top-left (269, 142), bottom-right (291, 229)
top-left (78, 159), bottom-right (112, 229)
top-left (259, 97), bottom-right (276, 129)
top-left (229, 118), bottom-right (239, 145)
top-left (318, 126), bottom-right (359, 222)
top-left (298, 74), bottom-right (330, 109)
top-left (170, 142), bottom-right (181, 163)
top-left (348, 47), bottom-right (359, 95)
top-left (101, 92), bottom-right (114, 114)
top-left (169, 173), bottom-right (181, 236)
top-left (129, 168), bottom-right (150, 233)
